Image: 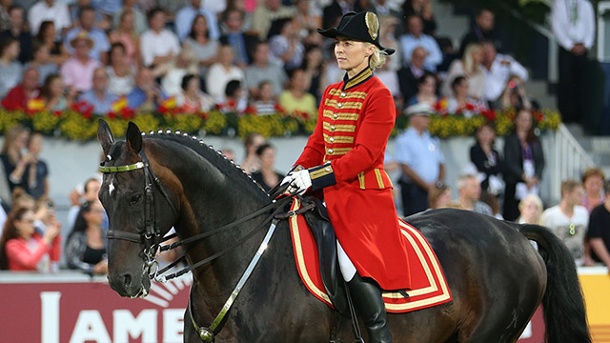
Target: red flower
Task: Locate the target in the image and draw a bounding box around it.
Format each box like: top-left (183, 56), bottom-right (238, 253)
top-left (533, 110), bottom-right (544, 122)
top-left (120, 107), bottom-right (135, 120)
top-left (53, 110), bottom-right (62, 117)
top-left (274, 103), bottom-right (285, 114)
top-left (244, 106), bottom-right (257, 115)
top-left (107, 111), bottom-right (117, 119)
top-left (481, 109), bottom-right (496, 121)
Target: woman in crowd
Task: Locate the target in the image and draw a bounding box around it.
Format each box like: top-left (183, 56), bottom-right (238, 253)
top-left (24, 133), bottom-right (49, 200)
top-left (64, 200), bottom-right (108, 275)
top-left (301, 44), bottom-right (325, 104)
top-left (581, 167), bottom-right (605, 213)
top-left (175, 73), bottom-right (214, 113)
top-left (470, 122), bottom-right (503, 196)
top-left (108, 9), bottom-right (140, 67)
top-left (0, 207), bottom-right (61, 272)
top-left (40, 74), bottom-right (74, 111)
top-left (0, 36), bottom-right (23, 99)
top-left (406, 71), bottom-right (438, 107)
top-left (0, 125), bottom-right (30, 195)
top-left (516, 194), bottom-right (543, 224)
top-left (248, 80), bottom-right (279, 115)
top-left (442, 43), bottom-right (484, 100)
top-left (437, 76), bottom-right (487, 116)
top-left (278, 68), bottom-right (317, 118)
top-left (26, 42), bottom-right (58, 84)
top-left (503, 108), bottom-right (545, 221)
top-left (106, 42), bottom-right (135, 96)
top-left (375, 15), bottom-right (402, 102)
top-left (35, 21), bottom-right (69, 66)
top-left (497, 75), bottom-right (532, 110)
top-left (240, 132), bottom-right (265, 174)
top-left (250, 143), bottom-right (283, 192)
top-left (183, 14), bottom-right (219, 77)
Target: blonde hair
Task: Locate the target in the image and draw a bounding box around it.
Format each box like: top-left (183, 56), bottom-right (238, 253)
top-left (369, 44), bottom-right (387, 70)
top-left (463, 43), bottom-right (482, 75)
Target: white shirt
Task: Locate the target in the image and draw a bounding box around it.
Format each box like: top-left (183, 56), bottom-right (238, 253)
top-left (28, 1), bottom-right (71, 35)
top-left (551, 0), bottom-right (596, 50)
top-left (540, 205), bottom-right (589, 265)
top-left (205, 63), bottom-right (245, 101)
top-left (482, 54), bottom-right (529, 102)
top-left (140, 29), bottom-right (181, 67)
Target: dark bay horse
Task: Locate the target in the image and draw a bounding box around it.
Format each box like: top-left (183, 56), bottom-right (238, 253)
top-left (97, 120), bottom-right (590, 343)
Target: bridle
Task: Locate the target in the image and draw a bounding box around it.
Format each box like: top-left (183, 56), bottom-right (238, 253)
top-left (100, 148), bottom-right (178, 287)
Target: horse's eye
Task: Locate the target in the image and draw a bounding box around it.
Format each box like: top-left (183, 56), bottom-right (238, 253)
top-left (130, 194), bottom-right (142, 205)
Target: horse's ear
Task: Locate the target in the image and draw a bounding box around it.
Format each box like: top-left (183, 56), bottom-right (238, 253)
top-left (125, 121), bottom-right (142, 153)
top-left (97, 119), bottom-right (114, 154)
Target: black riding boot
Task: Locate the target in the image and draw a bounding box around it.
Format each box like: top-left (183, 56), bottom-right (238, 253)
top-left (347, 273), bottom-right (392, 343)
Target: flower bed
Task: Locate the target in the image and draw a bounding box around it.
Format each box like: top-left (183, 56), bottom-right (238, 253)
top-left (0, 108), bottom-right (561, 141)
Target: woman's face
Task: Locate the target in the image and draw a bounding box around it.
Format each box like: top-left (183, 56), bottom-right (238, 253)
top-left (259, 83), bottom-right (273, 101)
top-left (420, 75), bottom-right (436, 94)
top-left (471, 47), bottom-right (483, 63)
top-left (5, 41), bottom-right (20, 59)
top-left (259, 147), bottom-right (275, 168)
top-left (111, 46), bottom-right (126, 65)
top-left (477, 125), bottom-right (495, 145)
top-left (85, 201), bottom-right (106, 226)
top-left (193, 16), bottom-right (208, 34)
top-left (15, 210), bottom-right (36, 239)
top-left (14, 131), bottom-right (29, 151)
top-left (290, 70), bottom-right (306, 90)
top-left (515, 110), bottom-right (533, 132)
top-left (44, 23), bottom-right (56, 38)
top-left (583, 175), bottom-right (604, 196)
top-left (186, 77), bottom-right (200, 94)
top-left (247, 135), bottom-right (265, 154)
top-left (520, 199), bottom-right (541, 223)
top-left (334, 38), bottom-right (372, 74)
top-left (121, 12), bottom-right (134, 30)
top-left (49, 77), bottom-right (64, 97)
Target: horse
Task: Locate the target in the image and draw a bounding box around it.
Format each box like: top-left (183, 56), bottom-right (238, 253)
top-left (97, 120), bottom-right (590, 343)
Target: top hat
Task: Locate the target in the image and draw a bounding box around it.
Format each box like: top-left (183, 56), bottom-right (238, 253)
top-left (317, 11), bottom-right (395, 55)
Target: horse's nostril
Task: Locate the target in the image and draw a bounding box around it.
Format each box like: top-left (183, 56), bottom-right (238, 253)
top-left (123, 274), bottom-right (132, 288)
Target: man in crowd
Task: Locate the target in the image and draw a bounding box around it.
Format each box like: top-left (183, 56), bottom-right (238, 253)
top-left (480, 41), bottom-right (528, 105)
top-left (449, 173), bottom-right (493, 216)
top-left (0, 5), bottom-right (32, 63)
top-left (60, 31), bottom-right (101, 93)
top-left (2, 67), bottom-right (40, 111)
top-left (140, 7), bottom-right (180, 69)
top-left (64, 5), bottom-right (110, 63)
top-left (78, 67), bottom-right (118, 114)
top-left (245, 41), bottom-right (287, 99)
top-left (459, 7), bottom-right (496, 57)
top-left (400, 15), bottom-right (442, 72)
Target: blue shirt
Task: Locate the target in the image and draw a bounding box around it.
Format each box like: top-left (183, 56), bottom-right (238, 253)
top-left (394, 127), bottom-right (445, 184)
top-left (175, 5), bottom-right (220, 42)
top-left (79, 90), bottom-right (118, 115)
top-left (126, 87), bottom-right (167, 110)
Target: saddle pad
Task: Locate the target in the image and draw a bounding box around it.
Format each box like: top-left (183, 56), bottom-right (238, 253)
top-left (288, 198), bottom-right (452, 314)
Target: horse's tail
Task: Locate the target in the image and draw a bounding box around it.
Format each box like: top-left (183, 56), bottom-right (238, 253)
top-left (518, 224), bottom-right (591, 343)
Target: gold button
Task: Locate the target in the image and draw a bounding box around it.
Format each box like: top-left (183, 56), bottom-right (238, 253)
top-left (330, 125), bottom-right (336, 131)
top-left (333, 113), bottom-right (338, 119)
top-left (328, 149), bottom-right (334, 154)
top-left (337, 103), bottom-right (343, 108)
top-left (325, 167), bottom-right (331, 171)
top-left (329, 137), bottom-right (335, 142)
top-left (340, 92), bottom-right (346, 97)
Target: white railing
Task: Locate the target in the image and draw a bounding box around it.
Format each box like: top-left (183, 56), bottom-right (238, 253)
top-left (549, 124), bottom-right (596, 201)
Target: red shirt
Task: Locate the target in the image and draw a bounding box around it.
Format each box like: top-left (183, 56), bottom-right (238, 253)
top-left (2, 84), bottom-right (40, 111)
top-left (295, 68), bottom-right (411, 290)
top-left (5, 234), bottom-right (61, 271)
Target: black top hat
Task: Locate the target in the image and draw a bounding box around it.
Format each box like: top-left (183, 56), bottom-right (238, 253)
top-left (317, 11), bottom-right (395, 55)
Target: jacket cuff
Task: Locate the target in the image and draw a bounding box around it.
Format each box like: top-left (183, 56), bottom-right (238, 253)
top-left (309, 162), bottom-right (336, 190)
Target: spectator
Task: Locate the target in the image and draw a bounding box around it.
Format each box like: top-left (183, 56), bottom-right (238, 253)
top-left (541, 179), bottom-right (589, 265)
top-left (109, 8), bottom-right (141, 68)
top-left (176, 73), bottom-right (214, 113)
top-left (0, 5), bottom-right (32, 64)
top-left (60, 31), bottom-right (102, 93)
top-left (206, 44), bottom-right (245, 101)
top-left (26, 41), bottom-right (58, 84)
top-left (436, 76), bottom-right (488, 117)
top-left (459, 7), bottom-right (496, 57)
top-left (216, 79), bottom-right (247, 113)
top-left (268, 17), bottom-right (305, 72)
top-left (428, 184), bottom-right (452, 210)
top-left (140, 7), bottom-right (181, 69)
top-left (480, 190), bottom-right (503, 219)
top-left (2, 67), bottom-right (41, 111)
top-left (126, 67), bottom-right (166, 112)
top-left (112, 0), bottom-right (147, 35)
top-left (0, 0), bottom-right (8, 32)
top-left (441, 42), bottom-right (485, 100)
top-left (394, 103), bottom-right (446, 215)
top-left (399, 15), bottom-right (442, 72)
top-left (251, 0), bottom-right (296, 40)
top-left (551, 0), bottom-right (595, 124)
top-left (35, 20), bottom-right (69, 66)
top-left (245, 41), bottom-right (287, 99)
top-left (496, 75), bottom-right (533, 110)
top-left (449, 173), bottom-right (493, 216)
top-left (293, 0), bottom-right (321, 38)
top-left (241, 132), bottom-right (265, 174)
top-left (502, 108), bottom-right (545, 221)
top-left (64, 200), bottom-right (108, 275)
top-left (582, 167), bottom-right (605, 213)
top-left (250, 143), bottom-right (283, 192)
top-left (219, 8), bottom-right (259, 67)
top-left (248, 80), bottom-right (279, 115)
top-left (28, 0), bottom-right (71, 36)
top-left (480, 41), bottom-right (528, 106)
top-left (406, 71), bottom-right (438, 107)
top-left (23, 133), bottom-right (49, 200)
top-left (184, 14), bottom-right (220, 77)
top-left (469, 122), bottom-right (503, 196)
top-left (0, 206), bottom-right (60, 271)
top-left (161, 49), bottom-right (198, 97)
top-left (397, 46), bottom-right (430, 109)
top-left (0, 36), bottom-right (21, 99)
top-left (587, 180), bottom-right (610, 268)
top-left (33, 197), bottom-right (57, 235)
top-left (375, 15), bottom-right (401, 100)
top-left (40, 73), bottom-right (74, 111)
top-left (67, 177), bottom-right (100, 231)
top-left (301, 44), bottom-right (325, 103)
top-left (175, 0), bottom-right (221, 42)
top-left (78, 67), bottom-right (118, 115)
top-left (11, 188), bottom-right (35, 211)
top-left (402, 0), bottom-right (436, 36)
top-left (517, 193), bottom-right (544, 224)
top-left (64, 5), bottom-right (110, 63)
top-left (278, 68), bottom-right (317, 118)
top-left (0, 125), bottom-right (30, 195)
top-left (106, 42), bottom-right (135, 97)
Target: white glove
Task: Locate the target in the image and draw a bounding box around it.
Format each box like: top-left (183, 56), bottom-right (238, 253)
top-left (287, 170), bottom-right (312, 195)
top-left (280, 174), bottom-right (293, 186)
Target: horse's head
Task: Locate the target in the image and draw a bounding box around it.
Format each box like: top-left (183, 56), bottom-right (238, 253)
top-left (97, 120), bottom-right (178, 298)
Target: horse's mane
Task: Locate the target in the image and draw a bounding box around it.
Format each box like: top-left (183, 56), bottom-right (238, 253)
top-left (142, 130), bottom-right (271, 201)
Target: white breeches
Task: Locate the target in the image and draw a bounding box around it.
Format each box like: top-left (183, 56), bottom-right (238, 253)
top-left (337, 240), bottom-right (356, 282)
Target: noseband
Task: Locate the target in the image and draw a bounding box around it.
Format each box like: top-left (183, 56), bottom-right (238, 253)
top-left (100, 148), bottom-right (178, 281)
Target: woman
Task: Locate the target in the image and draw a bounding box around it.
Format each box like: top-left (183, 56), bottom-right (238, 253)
top-left (0, 125), bottom-right (30, 194)
top-left (240, 132), bottom-right (265, 174)
top-left (183, 14), bottom-right (219, 77)
top-left (0, 207), bottom-right (60, 271)
top-left (497, 75), bottom-right (532, 110)
top-left (517, 194), bottom-right (544, 224)
top-left (406, 71), bottom-right (437, 107)
top-left (278, 68), bottom-right (317, 118)
top-left (35, 21), bottom-right (69, 66)
top-left (108, 9), bottom-right (140, 67)
top-left (581, 167), bottom-right (605, 213)
top-left (502, 108), bottom-right (545, 221)
top-left (469, 122), bottom-right (503, 196)
top-left (64, 200), bottom-right (108, 275)
top-left (175, 74), bottom-right (214, 113)
top-left (106, 42), bottom-right (135, 96)
top-left (441, 42), bottom-right (484, 100)
top-left (0, 36), bottom-right (22, 99)
top-left (250, 143), bottom-right (283, 192)
top-left (40, 74), bottom-right (74, 111)
top-left (283, 11), bottom-right (411, 342)
top-left (437, 76), bottom-right (487, 116)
